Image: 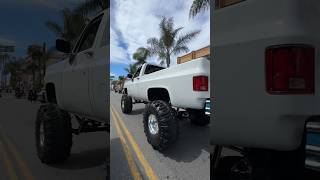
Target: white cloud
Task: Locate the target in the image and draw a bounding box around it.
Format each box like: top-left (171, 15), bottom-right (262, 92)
top-left (110, 72), bottom-right (117, 78)
top-left (111, 0), bottom-right (210, 66)
top-left (110, 28), bottom-right (130, 64)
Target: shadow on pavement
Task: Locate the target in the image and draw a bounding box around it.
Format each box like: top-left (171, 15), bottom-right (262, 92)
top-left (52, 147), bottom-right (107, 170)
top-left (161, 118), bottom-right (210, 163)
top-left (127, 108), bottom-right (145, 115)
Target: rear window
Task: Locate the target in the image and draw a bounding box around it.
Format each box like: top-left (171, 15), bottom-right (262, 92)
top-left (215, 0), bottom-right (246, 9)
top-left (144, 65), bottom-right (164, 75)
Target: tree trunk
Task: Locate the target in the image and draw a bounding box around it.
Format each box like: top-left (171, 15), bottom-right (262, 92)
top-left (38, 57), bottom-right (42, 89)
top-left (32, 68), bottom-right (35, 88)
top-left (43, 43), bottom-right (46, 82)
top-left (43, 63), bottom-right (46, 79)
top-left (166, 51), bottom-right (170, 67)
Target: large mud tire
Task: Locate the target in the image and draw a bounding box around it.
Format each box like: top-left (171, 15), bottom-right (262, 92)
top-left (143, 100), bottom-right (179, 150)
top-left (35, 104), bottom-right (72, 164)
top-left (121, 94), bottom-right (132, 114)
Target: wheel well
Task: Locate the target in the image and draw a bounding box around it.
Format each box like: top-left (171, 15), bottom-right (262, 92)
top-left (148, 88), bottom-right (170, 102)
top-left (46, 83), bottom-right (57, 104)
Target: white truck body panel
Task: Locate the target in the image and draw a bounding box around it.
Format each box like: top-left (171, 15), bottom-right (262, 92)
top-left (124, 58), bottom-right (210, 109)
top-left (211, 0), bottom-right (320, 150)
top-left (45, 10), bottom-right (109, 123)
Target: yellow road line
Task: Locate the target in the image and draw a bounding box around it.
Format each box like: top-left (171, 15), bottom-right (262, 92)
top-left (2, 134), bottom-right (35, 180)
top-left (111, 105), bottom-right (158, 180)
top-left (0, 126), bottom-right (35, 180)
top-left (111, 108), bottom-right (142, 180)
top-left (0, 134), bottom-right (18, 180)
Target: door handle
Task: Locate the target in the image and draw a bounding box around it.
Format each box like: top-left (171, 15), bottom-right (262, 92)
top-left (84, 51), bottom-right (94, 58)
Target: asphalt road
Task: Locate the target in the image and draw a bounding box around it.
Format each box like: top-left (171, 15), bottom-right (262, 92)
top-left (110, 91), bottom-right (210, 180)
top-left (0, 93), bottom-right (108, 180)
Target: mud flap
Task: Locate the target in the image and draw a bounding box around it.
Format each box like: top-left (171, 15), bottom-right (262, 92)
top-left (305, 119), bottom-right (320, 171)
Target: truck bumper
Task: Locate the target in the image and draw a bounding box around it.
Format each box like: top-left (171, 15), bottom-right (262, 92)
top-left (305, 119), bottom-right (320, 171)
top-left (205, 99), bottom-right (210, 115)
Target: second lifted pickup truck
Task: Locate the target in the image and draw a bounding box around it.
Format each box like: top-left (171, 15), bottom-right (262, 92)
top-left (121, 57), bottom-right (210, 150)
top-left (35, 9), bottom-right (109, 164)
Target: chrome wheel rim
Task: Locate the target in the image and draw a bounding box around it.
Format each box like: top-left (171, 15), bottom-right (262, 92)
top-left (121, 99), bottom-right (124, 109)
top-left (39, 122), bottom-right (45, 147)
top-left (148, 114), bottom-right (159, 135)
top-left (230, 158), bottom-right (253, 179)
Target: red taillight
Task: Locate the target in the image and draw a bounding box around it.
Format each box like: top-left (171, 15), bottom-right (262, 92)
top-left (193, 76), bottom-right (208, 91)
top-left (266, 45), bottom-right (315, 94)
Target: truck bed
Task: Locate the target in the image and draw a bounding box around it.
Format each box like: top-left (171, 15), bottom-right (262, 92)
top-left (133, 58), bottom-right (210, 109)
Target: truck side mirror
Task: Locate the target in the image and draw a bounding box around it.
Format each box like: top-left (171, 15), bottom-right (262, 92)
top-left (56, 39), bottom-right (71, 53)
top-left (127, 74), bottom-right (133, 79)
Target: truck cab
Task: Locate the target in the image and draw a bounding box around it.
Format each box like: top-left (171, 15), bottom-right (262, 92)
top-left (124, 63), bottom-right (165, 99)
top-left (45, 10), bottom-right (109, 122)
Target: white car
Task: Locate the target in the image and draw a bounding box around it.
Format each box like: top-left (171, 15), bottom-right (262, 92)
top-left (35, 10), bottom-right (109, 164)
top-left (121, 57), bottom-right (210, 150)
top-left (211, 0), bottom-right (320, 178)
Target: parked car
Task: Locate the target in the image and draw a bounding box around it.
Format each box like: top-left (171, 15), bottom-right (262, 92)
top-left (211, 0), bottom-right (320, 179)
top-left (121, 58), bottom-right (210, 150)
top-left (114, 81), bottom-right (124, 93)
top-left (35, 9), bottom-right (109, 164)
top-left (37, 89), bottom-right (47, 103)
top-left (15, 88), bottom-right (24, 99)
top-left (28, 89), bottom-right (37, 102)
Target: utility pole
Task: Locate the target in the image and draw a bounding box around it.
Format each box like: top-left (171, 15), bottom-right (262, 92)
top-left (42, 42), bottom-right (46, 86)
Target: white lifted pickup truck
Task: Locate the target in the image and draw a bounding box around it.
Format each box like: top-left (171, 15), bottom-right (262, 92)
top-left (121, 57), bottom-right (210, 150)
top-left (35, 10), bottom-right (109, 164)
top-left (211, 0), bottom-right (320, 179)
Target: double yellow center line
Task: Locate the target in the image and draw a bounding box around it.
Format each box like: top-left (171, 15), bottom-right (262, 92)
top-left (110, 105), bottom-right (158, 180)
top-left (0, 125), bottom-right (35, 180)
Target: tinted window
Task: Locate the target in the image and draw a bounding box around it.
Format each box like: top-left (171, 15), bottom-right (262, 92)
top-left (215, 0), bottom-right (246, 9)
top-left (77, 15), bottom-right (103, 52)
top-left (133, 67), bottom-right (142, 78)
top-left (144, 65), bottom-right (164, 75)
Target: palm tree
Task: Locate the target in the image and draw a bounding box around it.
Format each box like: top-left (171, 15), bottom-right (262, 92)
top-left (189, 0), bottom-right (210, 18)
top-left (117, 75), bottom-right (126, 87)
top-left (46, 8), bottom-right (87, 45)
top-left (75, 0), bottom-right (109, 15)
top-left (124, 64), bottom-right (137, 75)
top-left (4, 59), bottom-right (24, 87)
top-left (147, 17), bottom-right (200, 67)
top-left (132, 47), bottom-right (150, 66)
top-left (118, 76), bottom-right (126, 82)
top-left (27, 45), bottom-right (43, 88)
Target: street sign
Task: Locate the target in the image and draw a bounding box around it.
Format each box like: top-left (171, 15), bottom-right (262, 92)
top-left (0, 45), bottom-right (14, 53)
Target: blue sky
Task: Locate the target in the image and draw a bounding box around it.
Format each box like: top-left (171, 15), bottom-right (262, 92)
top-left (0, 0), bottom-right (85, 58)
top-left (110, 0), bottom-right (210, 79)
